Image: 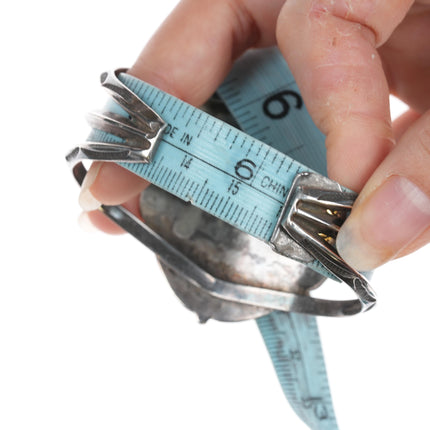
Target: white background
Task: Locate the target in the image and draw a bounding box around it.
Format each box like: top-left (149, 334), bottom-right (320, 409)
top-left (1, 1), bottom-right (429, 429)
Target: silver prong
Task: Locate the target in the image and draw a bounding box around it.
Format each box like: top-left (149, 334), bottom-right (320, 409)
top-left (298, 191), bottom-right (355, 210)
top-left (271, 172), bottom-right (376, 312)
top-left (294, 207), bottom-right (341, 233)
top-left (100, 69), bottom-right (165, 135)
top-left (86, 111), bottom-right (152, 150)
top-left (67, 69), bottom-right (166, 166)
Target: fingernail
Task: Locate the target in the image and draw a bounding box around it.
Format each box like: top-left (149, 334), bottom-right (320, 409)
top-left (79, 163), bottom-right (102, 211)
top-left (337, 176), bottom-right (430, 271)
top-left (78, 212), bottom-right (98, 232)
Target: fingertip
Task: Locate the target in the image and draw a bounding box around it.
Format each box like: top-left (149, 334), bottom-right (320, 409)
top-left (86, 210), bottom-right (126, 235)
top-left (79, 162), bottom-right (102, 211)
top-left (337, 175), bottom-right (430, 271)
top-left (78, 211), bottom-right (99, 233)
top-left (87, 163), bottom-right (150, 207)
top-left (82, 195), bottom-right (143, 235)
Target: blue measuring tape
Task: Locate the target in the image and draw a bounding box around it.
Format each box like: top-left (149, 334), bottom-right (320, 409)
top-left (219, 49), bottom-right (337, 429)
top-left (67, 47), bottom-right (376, 429)
top-left (219, 49), bottom-right (336, 429)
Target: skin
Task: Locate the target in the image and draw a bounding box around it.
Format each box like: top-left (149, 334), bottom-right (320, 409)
top-left (81, 0), bottom-right (430, 271)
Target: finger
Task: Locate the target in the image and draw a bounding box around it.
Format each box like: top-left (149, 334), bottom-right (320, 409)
top-left (83, 195), bottom-right (142, 235)
top-left (277, 0), bottom-right (414, 191)
top-left (392, 108), bottom-right (421, 140)
top-left (80, 0), bottom-right (285, 211)
top-left (130, 0), bottom-right (284, 105)
top-left (79, 162), bottom-right (150, 210)
top-left (336, 110), bottom-right (430, 271)
top-left (378, 3), bottom-right (430, 113)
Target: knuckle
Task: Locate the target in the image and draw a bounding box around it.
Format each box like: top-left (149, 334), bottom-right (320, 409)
top-left (225, 0), bottom-right (261, 51)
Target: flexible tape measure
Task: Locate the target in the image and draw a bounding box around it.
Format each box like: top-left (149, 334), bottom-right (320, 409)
top-left (67, 47), bottom-right (374, 429)
top-left (220, 49), bottom-right (336, 429)
top-left (257, 312), bottom-right (337, 429)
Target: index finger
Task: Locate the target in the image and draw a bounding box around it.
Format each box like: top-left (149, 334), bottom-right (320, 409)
top-left (277, 0), bottom-right (414, 191)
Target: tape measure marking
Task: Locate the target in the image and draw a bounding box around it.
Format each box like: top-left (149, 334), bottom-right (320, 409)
top-left (257, 312), bottom-right (338, 429)
top-left (218, 49), bottom-right (337, 430)
top-left (81, 47), bottom-right (340, 430)
top-left (91, 85), bottom-right (309, 242)
top-left (218, 48), bottom-right (327, 175)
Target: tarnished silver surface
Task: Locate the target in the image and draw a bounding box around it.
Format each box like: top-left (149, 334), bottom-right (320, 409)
top-left (140, 186), bottom-right (325, 322)
top-left (66, 69), bottom-right (166, 172)
top-left (272, 172), bottom-right (377, 311)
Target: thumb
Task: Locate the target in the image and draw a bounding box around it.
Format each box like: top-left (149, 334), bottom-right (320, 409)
top-left (336, 111), bottom-right (430, 271)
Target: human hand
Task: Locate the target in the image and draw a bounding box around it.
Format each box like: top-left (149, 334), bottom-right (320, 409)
top-left (277, 0), bottom-right (430, 271)
top-left (79, 0), bottom-right (430, 272)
